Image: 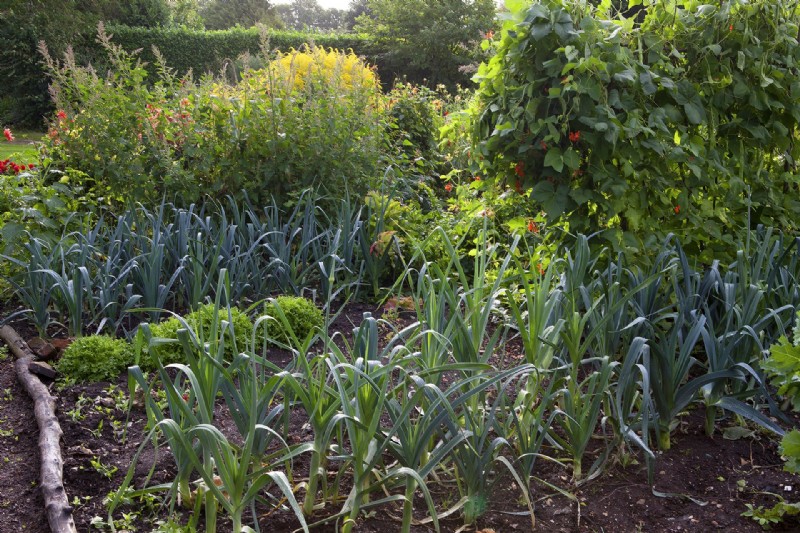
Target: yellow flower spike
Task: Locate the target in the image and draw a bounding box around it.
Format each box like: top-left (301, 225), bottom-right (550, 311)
top-left (252, 47), bottom-right (377, 95)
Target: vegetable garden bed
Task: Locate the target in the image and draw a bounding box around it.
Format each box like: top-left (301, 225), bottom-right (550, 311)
top-left (0, 301), bottom-right (798, 532)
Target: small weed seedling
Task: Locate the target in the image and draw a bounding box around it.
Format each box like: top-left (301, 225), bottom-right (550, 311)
top-left (89, 456), bottom-right (117, 480)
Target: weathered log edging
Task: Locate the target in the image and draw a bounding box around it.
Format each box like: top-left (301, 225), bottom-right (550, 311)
top-left (0, 325), bottom-right (77, 533)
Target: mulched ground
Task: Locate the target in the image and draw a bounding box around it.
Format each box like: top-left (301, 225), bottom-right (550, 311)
top-left (0, 302), bottom-right (799, 532)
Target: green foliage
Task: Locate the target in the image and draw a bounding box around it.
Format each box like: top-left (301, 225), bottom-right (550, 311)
top-left (763, 312), bottom-right (800, 411)
top-left (275, 0), bottom-right (348, 32)
top-left (146, 304), bottom-right (253, 369)
top-left (108, 0), bottom-right (171, 28)
top-left (743, 500), bottom-right (800, 529)
top-left (0, 1), bottom-right (101, 127)
top-left (0, 167), bottom-right (92, 259)
top-left (356, 0), bottom-right (496, 88)
top-left (742, 429), bottom-right (800, 528)
top-left (781, 429), bottom-right (800, 474)
top-left (200, 0), bottom-right (282, 30)
top-left (262, 296), bottom-right (323, 345)
top-left (56, 335), bottom-right (133, 383)
top-left (469, 0), bottom-right (800, 260)
top-left (95, 24), bottom-right (371, 80)
top-left (42, 28), bottom-right (385, 208)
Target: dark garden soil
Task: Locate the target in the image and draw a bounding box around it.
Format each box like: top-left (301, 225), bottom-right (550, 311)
top-left (0, 302), bottom-right (798, 532)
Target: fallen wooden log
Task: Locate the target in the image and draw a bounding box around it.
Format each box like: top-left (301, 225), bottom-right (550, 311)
top-left (0, 325), bottom-right (77, 533)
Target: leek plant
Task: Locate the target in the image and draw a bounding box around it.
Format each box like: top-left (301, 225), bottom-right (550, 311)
top-left (507, 255), bottom-right (563, 371)
top-left (328, 314), bottom-right (406, 532)
top-left (277, 351), bottom-right (343, 517)
top-left (379, 372), bottom-right (469, 533)
top-left (549, 356), bottom-right (614, 481)
top-left (1, 236), bottom-right (56, 335)
top-left (42, 242), bottom-right (93, 337)
top-left (445, 366), bottom-right (536, 527)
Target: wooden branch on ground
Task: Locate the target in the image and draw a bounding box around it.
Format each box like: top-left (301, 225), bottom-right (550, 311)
top-left (0, 325), bottom-right (77, 533)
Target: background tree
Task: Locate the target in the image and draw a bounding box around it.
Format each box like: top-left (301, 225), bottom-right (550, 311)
top-left (275, 0), bottom-right (346, 31)
top-left (105, 0), bottom-right (171, 27)
top-left (355, 0), bottom-right (496, 88)
top-left (199, 0), bottom-right (280, 29)
top-left (344, 0), bottom-right (370, 30)
top-left (167, 0), bottom-right (205, 28)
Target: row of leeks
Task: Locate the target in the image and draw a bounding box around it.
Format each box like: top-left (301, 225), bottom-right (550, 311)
top-left (109, 226), bottom-right (798, 531)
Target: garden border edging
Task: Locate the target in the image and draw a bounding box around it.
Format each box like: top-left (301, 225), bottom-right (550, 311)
top-left (0, 325), bottom-right (77, 533)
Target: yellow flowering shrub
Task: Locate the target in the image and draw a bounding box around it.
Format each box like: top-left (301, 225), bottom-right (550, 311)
top-left (249, 47), bottom-right (378, 95)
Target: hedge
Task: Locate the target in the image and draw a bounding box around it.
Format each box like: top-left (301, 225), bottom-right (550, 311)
top-left (96, 25), bottom-right (376, 79)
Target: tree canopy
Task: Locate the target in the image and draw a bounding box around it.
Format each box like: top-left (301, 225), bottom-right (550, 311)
top-left (355, 0), bottom-right (496, 88)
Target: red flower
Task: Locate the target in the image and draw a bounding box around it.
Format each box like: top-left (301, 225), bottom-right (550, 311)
top-left (515, 180), bottom-right (523, 194)
top-left (514, 161), bottom-right (524, 177)
top-left (28, 164), bottom-right (35, 170)
top-left (569, 131), bottom-right (581, 143)
top-left (57, 110), bottom-right (67, 120)
top-left (474, 175), bottom-right (481, 181)
top-left (484, 30), bottom-right (494, 40)
top-left (444, 183), bottom-right (453, 192)
top-left (537, 262), bottom-right (545, 275)
top-left (674, 205), bottom-right (680, 214)
top-left (540, 141), bottom-right (548, 150)
top-left (182, 393), bottom-right (189, 402)
top-left (729, 24), bottom-right (733, 32)
top-left (527, 220), bottom-right (539, 234)
top-left (3, 128), bottom-right (13, 142)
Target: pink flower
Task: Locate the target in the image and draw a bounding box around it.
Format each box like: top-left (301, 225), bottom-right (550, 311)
top-left (3, 128), bottom-right (14, 142)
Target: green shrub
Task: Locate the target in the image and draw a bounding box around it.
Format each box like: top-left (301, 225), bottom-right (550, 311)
top-left (468, 0), bottom-right (800, 260)
top-left (42, 28), bottom-right (387, 208)
top-left (56, 335), bottom-right (133, 383)
top-left (145, 304), bottom-right (253, 370)
top-left (261, 296), bottom-right (323, 346)
top-left (763, 311), bottom-right (800, 411)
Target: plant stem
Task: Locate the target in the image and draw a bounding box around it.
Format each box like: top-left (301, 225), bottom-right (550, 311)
top-left (302, 449), bottom-right (322, 516)
top-left (572, 458), bottom-right (582, 481)
top-left (401, 477), bottom-right (417, 533)
top-left (705, 405), bottom-right (716, 437)
top-left (658, 427), bottom-right (671, 451)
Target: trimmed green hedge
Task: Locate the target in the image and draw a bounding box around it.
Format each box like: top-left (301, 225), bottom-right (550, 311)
top-left (98, 25), bottom-right (376, 78)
